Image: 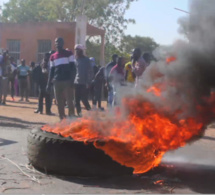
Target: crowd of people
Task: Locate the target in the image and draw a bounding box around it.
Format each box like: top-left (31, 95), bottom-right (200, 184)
top-left (0, 37), bottom-right (151, 120)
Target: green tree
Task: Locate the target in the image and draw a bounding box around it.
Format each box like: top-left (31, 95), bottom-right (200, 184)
top-left (1, 0), bottom-right (137, 42)
top-left (86, 35), bottom-right (159, 65)
top-left (120, 35), bottom-right (159, 54)
top-left (86, 39), bottom-right (128, 65)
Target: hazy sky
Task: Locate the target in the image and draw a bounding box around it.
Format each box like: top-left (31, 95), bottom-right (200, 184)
top-left (0, 0), bottom-right (190, 45)
top-left (125, 0), bottom-right (189, 45)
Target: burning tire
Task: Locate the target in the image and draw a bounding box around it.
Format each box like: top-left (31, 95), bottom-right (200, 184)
top-left (27, 128), bottom-right (133, 177)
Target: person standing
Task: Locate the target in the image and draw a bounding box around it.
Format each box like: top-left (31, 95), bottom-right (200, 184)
top-left (46, 37), bottom-right (76, 120)
top-left (125, 57), bottom-right (136, 86)
top-left (8, 57), bottom-right (17, 101)
top-left (33, 53), bottom-right (52, 115)
top-left (0, 51), bottom-right (10, 105)
top-left (89, 57), bottom-right (99, 104)
top-left (0, 52), bottom-right (3, 104)
top-left (105, 54), bottom-right (118, 107)
top-left (29, 61), bottom-right (37, 97)
top-left (92, 67), bottom-right (105, 111)
top-left (74, 44), bottom-right (93, 117)
top-left (109, 57), bottom-right (126, 106)
top-left (17, 59), bottom-right (30, 102)
top-left (132, 48), bottom-right (147, 87)
top-left (48, 50), bottom-right (56, 107)
top-left (90, 57), bottom-right (99, 76)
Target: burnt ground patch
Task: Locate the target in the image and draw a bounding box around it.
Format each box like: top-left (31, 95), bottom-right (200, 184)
top-left (52, 162), bottom-right (215, 194)
top-left (144, 162), bottom-right (215, 194)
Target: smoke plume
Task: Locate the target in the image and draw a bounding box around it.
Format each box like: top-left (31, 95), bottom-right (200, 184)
top-left (138, 0), bottom-right (215, 120)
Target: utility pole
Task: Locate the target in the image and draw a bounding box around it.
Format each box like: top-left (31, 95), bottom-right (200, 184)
top-left (75, 0), bottom-right (87, 50)
top-left (81, 0), bottom-right (86, 15)
top-left (174, 8), bottom-right (190, 14)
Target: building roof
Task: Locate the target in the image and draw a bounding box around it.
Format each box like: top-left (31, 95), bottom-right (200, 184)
top-left (0, 22), bottom-right (105, 37)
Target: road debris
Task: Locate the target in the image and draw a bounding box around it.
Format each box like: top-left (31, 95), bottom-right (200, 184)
top-left (0, 155), bottom-right (40, 184)
top-left (1, 187), bottom-right (30, 193)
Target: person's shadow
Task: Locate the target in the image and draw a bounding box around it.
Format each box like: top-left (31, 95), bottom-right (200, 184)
top-left (0, 138), bottom-right (17, 146)
top-left (0, 115), bottom-right (45, 129)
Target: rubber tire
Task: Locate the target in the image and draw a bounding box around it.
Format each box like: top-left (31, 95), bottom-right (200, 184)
top-left (27, 128), bottom-right (133, 177)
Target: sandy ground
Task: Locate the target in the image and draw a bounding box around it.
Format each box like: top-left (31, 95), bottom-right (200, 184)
top-left (0, 98), bottom-right (215, 194)
top-left (0, 98), bottom-right (75, 127)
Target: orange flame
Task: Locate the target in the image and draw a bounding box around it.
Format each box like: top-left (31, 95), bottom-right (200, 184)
top-left (166, 56), bottom-right (177, 64)
top-left (147, 86), bottom-right (162, 96)
top-left (42, 89), bottom-right (215, 174)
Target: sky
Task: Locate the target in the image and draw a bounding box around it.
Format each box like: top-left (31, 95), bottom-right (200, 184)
top-left (124, 0), bottom-right (190, 45)
top-left (0, 0), bottom-right (190, 45)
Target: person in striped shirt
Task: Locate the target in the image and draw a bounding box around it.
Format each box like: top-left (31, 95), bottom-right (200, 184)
top-left (46, 37), bottom-right (76, 120)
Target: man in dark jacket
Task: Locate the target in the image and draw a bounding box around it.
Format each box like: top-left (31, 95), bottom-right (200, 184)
top-left (33, 53), bottom-right (52, 115)
top-left (92, 67), bottom-right (105, 111)
top-left (8, 56), bottom-right (17, 101)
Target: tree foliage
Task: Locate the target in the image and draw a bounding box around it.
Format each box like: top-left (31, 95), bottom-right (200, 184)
top-left (120, 35), bottom-right (159, 54)
top-left (1, 0), bottom-right (137, 42)
top-left (86, 35), bottom-right (159, 65)
top-left (86, 39), bottom-right (129, 66)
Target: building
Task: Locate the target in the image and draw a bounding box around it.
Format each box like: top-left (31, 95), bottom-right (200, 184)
top-left (0, 22), bottom-right (105, 65)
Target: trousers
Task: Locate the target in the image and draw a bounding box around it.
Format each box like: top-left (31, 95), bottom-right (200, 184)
top-left (0, 77), bottom-right (8, 102)
top-left (38, 86), bottom-right (51, 113)
top-left (19, 78), bottom-right (29, 100)
top-left (54, 81), bottom-right (75, 119)
top-left (75, 84), bottom-right (91, 114)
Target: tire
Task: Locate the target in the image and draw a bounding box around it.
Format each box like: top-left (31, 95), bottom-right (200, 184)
top-left (27, 128), bottom-right (133, 177)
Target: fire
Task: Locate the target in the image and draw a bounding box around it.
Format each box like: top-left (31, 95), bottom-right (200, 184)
top-left (42, 89), bottom-right (215, 174)
top-left (147, 86), bottom-right (161, 96)
top-left (166, 56), bottom-right (177, 64)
